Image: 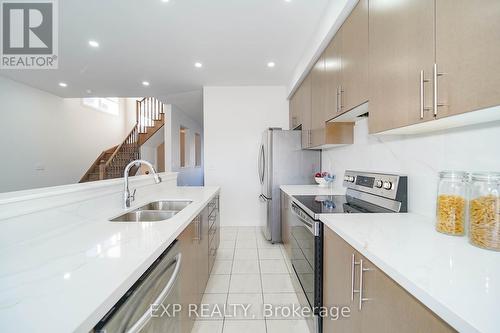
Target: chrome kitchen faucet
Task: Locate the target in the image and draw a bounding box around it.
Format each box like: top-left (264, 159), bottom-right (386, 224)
top-left (123, 160), bottom-right (162, 209)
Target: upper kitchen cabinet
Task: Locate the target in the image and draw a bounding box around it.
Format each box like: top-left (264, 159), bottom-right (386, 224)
top-left (324, 32), bottom-right (343, 121)
top-left (434, 0), bottom-right (500, 119)
top-left (368, 0), bottom-right (435, 134)
top-left (311, 56), bottom-right (327, 147)
top-left (289, 90), bottom-right (300, 129)
top-left (289, 73), bottom-right (313, 148)
top-left (369, 0), bottom-right (500, 134)
top-left (300, 74), bottom-right (313, 149)
top-left (340, 0), bottom-right (369, 114)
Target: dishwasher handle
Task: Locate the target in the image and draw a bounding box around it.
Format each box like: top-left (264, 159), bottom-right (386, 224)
top-left (126, 253), bottom-right (182, 333)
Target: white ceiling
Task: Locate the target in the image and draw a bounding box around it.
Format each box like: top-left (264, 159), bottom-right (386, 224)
top-left (0, 0), bottom-right (332, 123)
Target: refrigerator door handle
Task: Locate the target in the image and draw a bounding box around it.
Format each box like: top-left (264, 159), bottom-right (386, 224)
top-left (258, 144), bottom-right (265, 184)
top-left (259, 194), bottom-right (270, 202)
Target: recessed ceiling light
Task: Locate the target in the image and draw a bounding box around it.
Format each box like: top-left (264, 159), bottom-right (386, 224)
top-left (86, 89), bottom-right (92, 94)
top-left (194, 62), bottom-right (203, 68)
top-left (142, 81), bottom-right (150, 86)
top-left (59, 82), bottom-right (67, 87)
top-left (284, 0), bottom-right (292, 2)
top-left (88, 40), bottom-right (99, 48)
top-left (162, 0), bottom-right (170, 2)
top-left (267, 62), bottom-right (276, 68)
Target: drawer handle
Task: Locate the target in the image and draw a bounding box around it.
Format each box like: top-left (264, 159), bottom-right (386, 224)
top-left (419, 70), bottom-right (431, 119)
top-left (351, 253), bottom-right (360, 300)
top-left (358, 259), bottom-right (374, 310)
top-left (432, 63), bottom-right (447, 117)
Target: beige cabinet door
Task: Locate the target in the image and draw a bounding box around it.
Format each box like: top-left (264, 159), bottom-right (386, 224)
top-left (358, 254), bottom-right (454, 333)
top-left (368, 0), bottom-right (435, 133)
top-left (323, 228), bottom-right (361, 332)
top-left (298, 74), bottom-right (312, 148)
top-left (435, 0), bottom-right (500, 119)
top-left (197, 211), bottom-right (209, 303)
top-left (311, 56), bottom-right (327, 147)
top-left (179, 222), bottom-right (197, 333)
top-left (341, 0), bottom-right (369, 113)
top-left (324, 33), bottom-right (342, 121)
top-left (289, 93), bottom-right (300, 129)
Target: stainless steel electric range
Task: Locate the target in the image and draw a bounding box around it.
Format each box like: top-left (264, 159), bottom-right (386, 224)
top-left (287, 170), bottom-right (408, 333)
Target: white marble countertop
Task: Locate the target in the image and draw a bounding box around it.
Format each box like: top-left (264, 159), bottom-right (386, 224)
top-left (280, 185), bottom-right (500, 333)
top-left (0, 182), bottom-right (220, 333)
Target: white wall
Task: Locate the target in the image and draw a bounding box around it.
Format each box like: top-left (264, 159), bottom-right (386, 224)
top-left (0, 77), bottom-right (134, 192)
top-left (203, 86), bottom-right (289, 226)
top-left (139, 123), bottom-right (165, 172)
top-left (322, 118), bottom-right (500, 219)
top-left (165, 105), bottom-right (204, 186)
top-left (122, 98), bottom-right (139, 130)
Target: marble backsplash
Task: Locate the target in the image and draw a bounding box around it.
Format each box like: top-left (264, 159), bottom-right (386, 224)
top-left (322, 118), bottom-right (500, 218)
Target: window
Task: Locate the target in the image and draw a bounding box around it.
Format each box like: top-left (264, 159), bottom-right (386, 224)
top-left (195, 133), bottom-right (201, 167)
top-left (82, 97), bottom-right (119, 115)
top-left (180, 127), bottom-right (188, 167)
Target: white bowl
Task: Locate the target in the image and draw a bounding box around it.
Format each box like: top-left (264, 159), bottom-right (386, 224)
top-left (315, 177), bottom-right (328, 187)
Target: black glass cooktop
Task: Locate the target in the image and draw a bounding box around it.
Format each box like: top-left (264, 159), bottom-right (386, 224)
top-left (293, 195), bottom-right (392, 215)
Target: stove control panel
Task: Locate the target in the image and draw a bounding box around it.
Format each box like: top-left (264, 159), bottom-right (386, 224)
top-left (343, 170), bottom-right (407, 202)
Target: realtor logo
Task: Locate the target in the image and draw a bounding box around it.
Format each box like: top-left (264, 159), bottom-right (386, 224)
top-left (1, 0), bottom-right (58, 69)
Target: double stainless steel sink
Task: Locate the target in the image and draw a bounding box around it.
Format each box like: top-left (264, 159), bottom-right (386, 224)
top-left (110, 200), bottom-right (192, 222)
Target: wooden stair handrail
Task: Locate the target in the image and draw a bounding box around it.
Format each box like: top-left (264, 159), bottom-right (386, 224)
top-left (79, 145), bottom-right (117, 183)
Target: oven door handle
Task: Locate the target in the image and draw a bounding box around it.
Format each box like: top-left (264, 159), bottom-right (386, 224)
top-left (291, 203), bottom-right (318, 236)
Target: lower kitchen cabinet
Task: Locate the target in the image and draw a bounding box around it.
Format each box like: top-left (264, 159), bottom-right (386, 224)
top-left (324, 225), bottom-right (361, 332)
top-left (281, 191), bottom-right (292, 259)
top-left (178, 220), bottom-right (197, 333)
top-left (324, 227), bottom-right (455, 333)
top-left (208, 196), bottom-right (220, 273)
top-left (197, 209), bottom-right (209, 301)
top-left (178, 198), bottom-right (220, 333)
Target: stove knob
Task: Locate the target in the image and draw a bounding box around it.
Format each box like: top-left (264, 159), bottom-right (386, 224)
top-left (375, 180), bottom-right (383, 188)
top-left (349, 176), bottom-right (355, 182)
top-left (344, 176), bottom-right (349, 182)
top-left (383, 181), bottom-right (393, 190)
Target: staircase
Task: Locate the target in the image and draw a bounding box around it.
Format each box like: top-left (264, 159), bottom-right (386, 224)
top-left (80, 97), bottom-right (166, 183)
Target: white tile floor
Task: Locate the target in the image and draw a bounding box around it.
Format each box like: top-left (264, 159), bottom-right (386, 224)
top-left (191, 226), bottom-right (310, 333)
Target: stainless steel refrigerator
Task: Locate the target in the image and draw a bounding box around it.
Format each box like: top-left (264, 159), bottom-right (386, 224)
top-left (258, 128), bottom-right (320, 243)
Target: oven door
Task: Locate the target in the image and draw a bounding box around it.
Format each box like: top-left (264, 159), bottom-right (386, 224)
top-left (289, 203), bottom-right (323, 315)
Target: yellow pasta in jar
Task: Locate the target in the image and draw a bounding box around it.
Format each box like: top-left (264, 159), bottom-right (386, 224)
top-left (469, 195), bottom-right (500, 251)
top-left (436, 194), bottom-right (466, 235)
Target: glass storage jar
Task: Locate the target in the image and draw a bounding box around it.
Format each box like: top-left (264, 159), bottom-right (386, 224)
top-left (436, 171), bottom-right (469, 236)
top-left (469, 172), bottom-right (500, 251)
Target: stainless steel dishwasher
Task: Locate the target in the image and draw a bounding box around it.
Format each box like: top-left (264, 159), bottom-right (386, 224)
top-left (93, 241), bottom-right (182, 333)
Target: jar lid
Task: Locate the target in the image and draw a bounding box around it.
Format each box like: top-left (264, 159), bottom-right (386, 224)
top-left (471, 172), bottom-right (500, 181)
top-left (439, 171), bottom-right (469, 180)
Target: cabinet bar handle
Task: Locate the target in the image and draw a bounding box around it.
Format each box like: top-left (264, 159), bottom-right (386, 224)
top-left (193, 217), bottom-right (201, 241)
top-left (339, 86), bottom-right (344, 112)
top-left (336, 86), bottom-right (340, 113)
top-left (420, 70), bottom-right (430, 119)
top-left (351, 253), bottom-right (360, 300)
top-left (358, 259), bottom-right (374, 310)
top-left (433, 63), bottom-right (447, 117)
